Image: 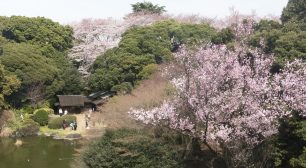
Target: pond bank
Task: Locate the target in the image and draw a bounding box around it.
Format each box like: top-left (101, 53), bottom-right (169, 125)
top-left (0, 113), bottom-right (106, 140)
top-left (0, 136), bottom-right (81, 168)
top-left (39, 113), bottom-right (106, 140)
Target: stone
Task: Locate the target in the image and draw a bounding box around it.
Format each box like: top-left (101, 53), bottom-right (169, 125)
top-left (65, 133), bottom-right (82, 139)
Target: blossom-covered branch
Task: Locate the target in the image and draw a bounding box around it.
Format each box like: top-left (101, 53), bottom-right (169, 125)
top-left (129, 18), bottom-right (306, 165)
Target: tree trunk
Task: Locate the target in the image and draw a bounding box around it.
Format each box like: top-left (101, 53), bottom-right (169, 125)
top-left (182, 137), bottom-right (202, 159)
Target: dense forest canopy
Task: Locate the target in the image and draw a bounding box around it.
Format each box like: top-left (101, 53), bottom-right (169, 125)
top-left (88, 20), bottom-right (218, 93)
top-left (0, 63), bottom-right (20, 112)
top-left (281, 0), bottom-right (306, 24)
top-left (0, 16), bottom-right (83, 107)
top-left (250, 0), bottom-right (306, 67)
top-left (0, 16), bottom-right (73, 52)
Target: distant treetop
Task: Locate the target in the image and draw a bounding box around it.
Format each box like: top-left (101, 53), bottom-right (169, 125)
top-left (131, 1), bottom-right (166, 15)
top-left (281, 0), bottom-right (306, 23)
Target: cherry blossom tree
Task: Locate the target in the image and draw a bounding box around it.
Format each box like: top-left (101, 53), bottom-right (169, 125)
top-left (129, 19), bottom-right (306, 166)
top-left (68, 12), bottom-right (214, 76)
top-left (69, 14), bottom-right (169, 76)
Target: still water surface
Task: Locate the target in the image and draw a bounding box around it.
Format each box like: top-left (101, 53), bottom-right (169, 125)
top-left (0, 136), bottom-right (80, 168)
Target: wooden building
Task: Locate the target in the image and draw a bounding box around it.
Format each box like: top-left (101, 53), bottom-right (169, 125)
top-left (54, 92), bottom-right (114, 114)
top-left (58, 95), bottom-right (88, 107)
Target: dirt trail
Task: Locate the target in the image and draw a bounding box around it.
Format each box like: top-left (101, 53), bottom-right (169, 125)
top-left (75, 114), bottom-right (86, 132)
top-left (73, 113), bottom-right (106, 139)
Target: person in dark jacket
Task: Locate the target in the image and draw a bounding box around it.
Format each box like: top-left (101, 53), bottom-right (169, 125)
top-left (73, 120), bottom-right (77, 131)
top-left (62, 119), bottom-right (67, 130)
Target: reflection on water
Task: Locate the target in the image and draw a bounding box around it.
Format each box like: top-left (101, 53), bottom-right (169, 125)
top-left (0, 136), bottom-right (80, 168)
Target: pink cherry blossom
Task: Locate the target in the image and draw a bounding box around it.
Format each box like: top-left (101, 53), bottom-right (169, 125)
top-left (129, 19), bottom-right (306, 166)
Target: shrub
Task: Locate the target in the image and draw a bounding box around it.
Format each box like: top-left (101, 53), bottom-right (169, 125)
top-left (48, 115), bottom-right (76, 129)
top-left (20, 105), bottom-right (34, 114)
top-left (111, 82), bottom-right (133, 94)
top-left (37, 101), bottom-right (52, 109)
top-left (138, 64), bottom-right (157, 80)
top-left (83, 129), bottom-right (183, 168)
top-left (34, 108), bottom-right (54, 115)
top-left (31, 109), bottom-right (49, 126)
top-left (16, 118), bottom-right (39, 136)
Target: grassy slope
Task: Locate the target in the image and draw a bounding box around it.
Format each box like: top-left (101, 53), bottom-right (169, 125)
top-left (93, 69), bottom-right (169, 129)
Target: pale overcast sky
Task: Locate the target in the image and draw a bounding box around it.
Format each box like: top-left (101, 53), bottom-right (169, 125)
top-left (0, 0), bottom-right (289, 23)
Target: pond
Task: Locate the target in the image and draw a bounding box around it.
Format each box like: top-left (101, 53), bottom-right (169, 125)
top-left (0, 136), bottom-right (81, 168)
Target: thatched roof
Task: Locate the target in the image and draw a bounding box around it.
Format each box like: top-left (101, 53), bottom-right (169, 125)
top-left (58, 95), bottom-right (86, 107)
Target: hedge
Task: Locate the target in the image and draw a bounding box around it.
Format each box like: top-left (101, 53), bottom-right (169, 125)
top-left (31, 109), bottom-right (49, 126)
top-left (48, 115), bottom-right (76, 129)
top-left (34, 108), bottom-right (54, 115)
top-left (16, 118), bottom-right (40, 136)
top-left (83, 129), bottom-right (184, 168)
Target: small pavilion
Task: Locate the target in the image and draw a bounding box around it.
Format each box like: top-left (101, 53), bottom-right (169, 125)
top-left (54, 91), bottom-right (114, 114)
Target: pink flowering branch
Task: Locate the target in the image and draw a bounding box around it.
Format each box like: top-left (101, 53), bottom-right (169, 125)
top-left (128, 18), bottom-right (306, 166)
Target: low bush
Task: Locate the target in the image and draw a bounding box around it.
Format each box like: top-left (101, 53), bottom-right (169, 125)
top-left (16, 118), bottom-right (39, 136)
top-left (111, 82), bottom-right (133, 94)
top-left (48, 115), bottom-right (76, 129)
top-left (36, 101), bottom-right (51, 109)
top-left (31, 109), bottom-right (49, 126)
top-left (138, 64), bottom-right (157, 80)
top-left (34, 108), bottom-right (54, 115)
top-left (20, 105), bottom-right (34, 114)
top-left (83, 129), bottom-right (184, 168)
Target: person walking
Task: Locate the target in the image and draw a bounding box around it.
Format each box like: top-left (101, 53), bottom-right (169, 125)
top-left (70, 122), bottom-right (74, 130)
top-left (62, 119), bottom-right (67, 130)
top-left (59, 108), bottom-right (63, 117)
top-left (64, 109), bottom-right (68, 115)
top-left (73, 120), bottom-right (77, 131)
top-left (85, 118), bottom-right (89, 129)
